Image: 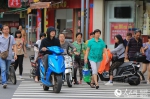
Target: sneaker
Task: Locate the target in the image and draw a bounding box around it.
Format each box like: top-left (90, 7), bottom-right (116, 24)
top-left (147, 80), bottom-right (150, 84)
top-left (105, 81), bottom-right (113, 85)
top-left (20, 76), bottom-right (23, 79)
top-left (2, 84), bottom-right (7, 89)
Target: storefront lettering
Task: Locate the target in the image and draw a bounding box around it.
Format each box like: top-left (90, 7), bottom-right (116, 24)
top-left (110, 22), bottom-right (134, 44)
top-left (51, 1), bottom-right (67, 9)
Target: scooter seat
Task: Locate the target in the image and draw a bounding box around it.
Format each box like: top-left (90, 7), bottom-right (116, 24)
top-left (119, 62), bottom-right (133, 68)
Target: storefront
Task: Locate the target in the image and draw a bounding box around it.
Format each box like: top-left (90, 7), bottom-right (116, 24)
top-left (104, 0), bottom-right (144, 49)
top-left (47, 0), bottom-right (94, 42)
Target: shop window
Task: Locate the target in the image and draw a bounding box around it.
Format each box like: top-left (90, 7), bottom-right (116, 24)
top-left (114, 7), bottom-right (131, 18)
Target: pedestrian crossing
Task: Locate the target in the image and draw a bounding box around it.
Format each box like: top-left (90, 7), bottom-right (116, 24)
top-left (11, 81), bottom-right (150, 99)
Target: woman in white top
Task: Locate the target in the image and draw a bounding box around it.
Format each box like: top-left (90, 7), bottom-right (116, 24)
top-left (34, 33), bottom-right (46, 82)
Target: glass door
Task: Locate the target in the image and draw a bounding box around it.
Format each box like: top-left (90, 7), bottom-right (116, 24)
top-left (27, 14), bottom-right (36, 47)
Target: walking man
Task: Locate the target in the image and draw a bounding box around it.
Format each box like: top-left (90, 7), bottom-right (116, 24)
top-left (0, 25), bottom-right (17, 88)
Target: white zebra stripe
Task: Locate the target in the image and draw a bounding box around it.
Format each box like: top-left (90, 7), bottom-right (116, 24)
top-left (12, 81), bottom-right (150, 99)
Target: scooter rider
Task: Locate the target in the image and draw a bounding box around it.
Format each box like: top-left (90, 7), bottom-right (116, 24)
top-left (59, 33), bottom-right (76, 54)
top-left (39, 26), bottom-right (60, 76)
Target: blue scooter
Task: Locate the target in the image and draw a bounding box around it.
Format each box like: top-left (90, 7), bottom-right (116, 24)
top-left (39, 46), bottom-right (65, 93)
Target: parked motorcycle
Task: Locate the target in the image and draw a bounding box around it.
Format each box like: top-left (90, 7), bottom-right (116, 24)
top-left (63, 54), bottom-right (73, 87)
top-left (40, 46), bottom-right (65, 93)
top-left (0, 61), bottom-right (17, 85)
top-left (98, 61), bottom-right (145, 85)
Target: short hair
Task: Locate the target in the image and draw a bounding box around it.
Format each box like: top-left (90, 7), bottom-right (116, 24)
top-left (76, 32), bottom-right (82, 38)
top-left (90, 32), bottom-right (94, 36)
top-left (0, 31), bottom-right (2, 35)
top-left (39, 33), bottom-right (46, 39)
top-left (126, 32), bottom-right (132, 37)
top-left (59, 33), bottom-right (65, 37)
top-left (15, 30), bottom-right (22, 38)
top-left (93, 29), bottom-right (101, 34)
top-left (17, 25), bottom-right (22, 29)
top-left (2, 25), bottom-right (9, 30)
top-left (135, 30), bottom-right (142, 34)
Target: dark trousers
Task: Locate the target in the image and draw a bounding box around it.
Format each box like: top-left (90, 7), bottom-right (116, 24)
top-left (109, 58), bottom-right (124, 76)
top-left (14, 55), bottom-right (24, 75)
top-left (73, 59), bottom-right (84, 82)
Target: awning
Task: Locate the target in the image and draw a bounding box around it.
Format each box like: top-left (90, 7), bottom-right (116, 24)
top-left (0, 8), bottom-right (27, 14)
top-left (30, 2), bottom-right (51, 9)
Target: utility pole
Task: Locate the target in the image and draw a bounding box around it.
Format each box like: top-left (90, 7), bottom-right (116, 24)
top-left (85, 0), bottom-right (89, 40)
top-left (81, 0), bottom-right (84, 35)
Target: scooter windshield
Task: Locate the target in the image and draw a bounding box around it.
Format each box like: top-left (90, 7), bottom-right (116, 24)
top-left (47, 46), bottom-right (64, 54)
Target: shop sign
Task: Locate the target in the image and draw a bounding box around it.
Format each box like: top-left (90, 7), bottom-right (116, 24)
top-left (110, 22), bottom-right (134, 44)
top-left (50, 1), bottom-right (67, 9)
top-left (9, 22), bottom-right (19, 27)
top-left (8, 0), bottom-right (22, 8)
top-left (37, 9), bottom-right (41, 40)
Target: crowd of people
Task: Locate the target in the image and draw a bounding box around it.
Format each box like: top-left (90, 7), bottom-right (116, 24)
top-left (0, 24), bottom-right (150, 90)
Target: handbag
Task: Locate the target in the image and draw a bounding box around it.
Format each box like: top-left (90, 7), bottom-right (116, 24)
top-left (134, 52), bottom-right (146, 62)
top-left (74, 44), bottom-right (82, 62)
top-left (112, 51), bottom-right (125, 62)
top-left (0, 37), bottom-right (11, 60)
top-left (82, 63), bottom-right (91, 83)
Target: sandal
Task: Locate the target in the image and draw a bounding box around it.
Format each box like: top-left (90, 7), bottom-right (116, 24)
top-left (74, 81), bottom-right (79, 85)
top-left (95, 84), bottom-right (99, 89)
top-left (90, 83), bottom-right (95, 88)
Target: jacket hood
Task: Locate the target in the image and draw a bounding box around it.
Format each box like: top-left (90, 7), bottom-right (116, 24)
top-left (46, 26), bottom-right (56, 39)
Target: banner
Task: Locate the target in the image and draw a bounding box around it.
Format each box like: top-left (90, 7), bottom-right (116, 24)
top-left (36, 9), bottom-right (41, 40)
top-left (110, 22), bottom-right (134, 44)
top-left (8, 0), bottom-right (21, 8)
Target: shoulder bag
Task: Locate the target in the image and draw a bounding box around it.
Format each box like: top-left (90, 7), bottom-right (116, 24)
top-left (112, 51), bottom-right (125, 62)
top-left (74, 43), bottom-right (82, 62)
top-left (0, 37), bottom-right (11, 60)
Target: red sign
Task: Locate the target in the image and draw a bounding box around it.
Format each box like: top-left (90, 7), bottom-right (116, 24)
top-left (9, 22), bottom-right (19, 27)
top-left (110, 22), bottom-right (134, 44)
top-left (8, 0), bottom-right (21, 8)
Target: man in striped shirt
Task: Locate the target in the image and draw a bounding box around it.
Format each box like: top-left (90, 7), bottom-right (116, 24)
top-left (125, 30), bottom-right (144, 61)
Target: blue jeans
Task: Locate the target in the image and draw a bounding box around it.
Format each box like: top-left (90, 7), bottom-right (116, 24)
top-left (0, 58), bottom-right (11, 84)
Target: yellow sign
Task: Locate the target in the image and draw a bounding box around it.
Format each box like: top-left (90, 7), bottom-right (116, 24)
top-left (33, 0), bottom-right (39, 3)
top-left (27, 8), bottom-right (31, 14)
top-left (51, 1), bottom-right (67, 9)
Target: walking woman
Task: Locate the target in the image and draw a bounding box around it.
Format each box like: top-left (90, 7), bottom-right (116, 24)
top-left (141, 35), bottom-right (150, 84)
top-left (84, 29), bottom-right (108, 89)
top-left (14, 30), bottom-right (27, 79)
top-left (73, 33), bottom-right (86, 84)
top-left (105, 34), bottom-right (125, 85)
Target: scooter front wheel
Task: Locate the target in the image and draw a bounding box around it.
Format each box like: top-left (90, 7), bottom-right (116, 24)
top-left (66, 74), bottom-right (72, 87)
top-left (53, 75), bottom-right (62, 93)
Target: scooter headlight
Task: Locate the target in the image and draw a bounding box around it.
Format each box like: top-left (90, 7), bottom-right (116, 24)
top-left (136, 64), bottom-right (140, 68)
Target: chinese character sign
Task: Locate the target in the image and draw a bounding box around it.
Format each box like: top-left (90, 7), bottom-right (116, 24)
top-left (37, 9), bottom-right (41, 40)
top-left (110, 22), bottom-right (134, 44)
top-left (8, 0), bottom-right (21, 8)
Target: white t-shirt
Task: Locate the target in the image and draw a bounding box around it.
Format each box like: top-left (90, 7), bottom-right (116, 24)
top-left (34, 40), bottom-right (41, 61)
top-left (36, 40), bottom-right (42, 49)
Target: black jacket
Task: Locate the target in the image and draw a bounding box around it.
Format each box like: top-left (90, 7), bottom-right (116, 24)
top-left (39, 26), bottom-right (60, 54)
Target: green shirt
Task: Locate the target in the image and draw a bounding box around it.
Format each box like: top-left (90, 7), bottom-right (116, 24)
top-left (72, 41), bottom-right (86, 59)
top-left (87, 38), bottom-right (106, 62)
